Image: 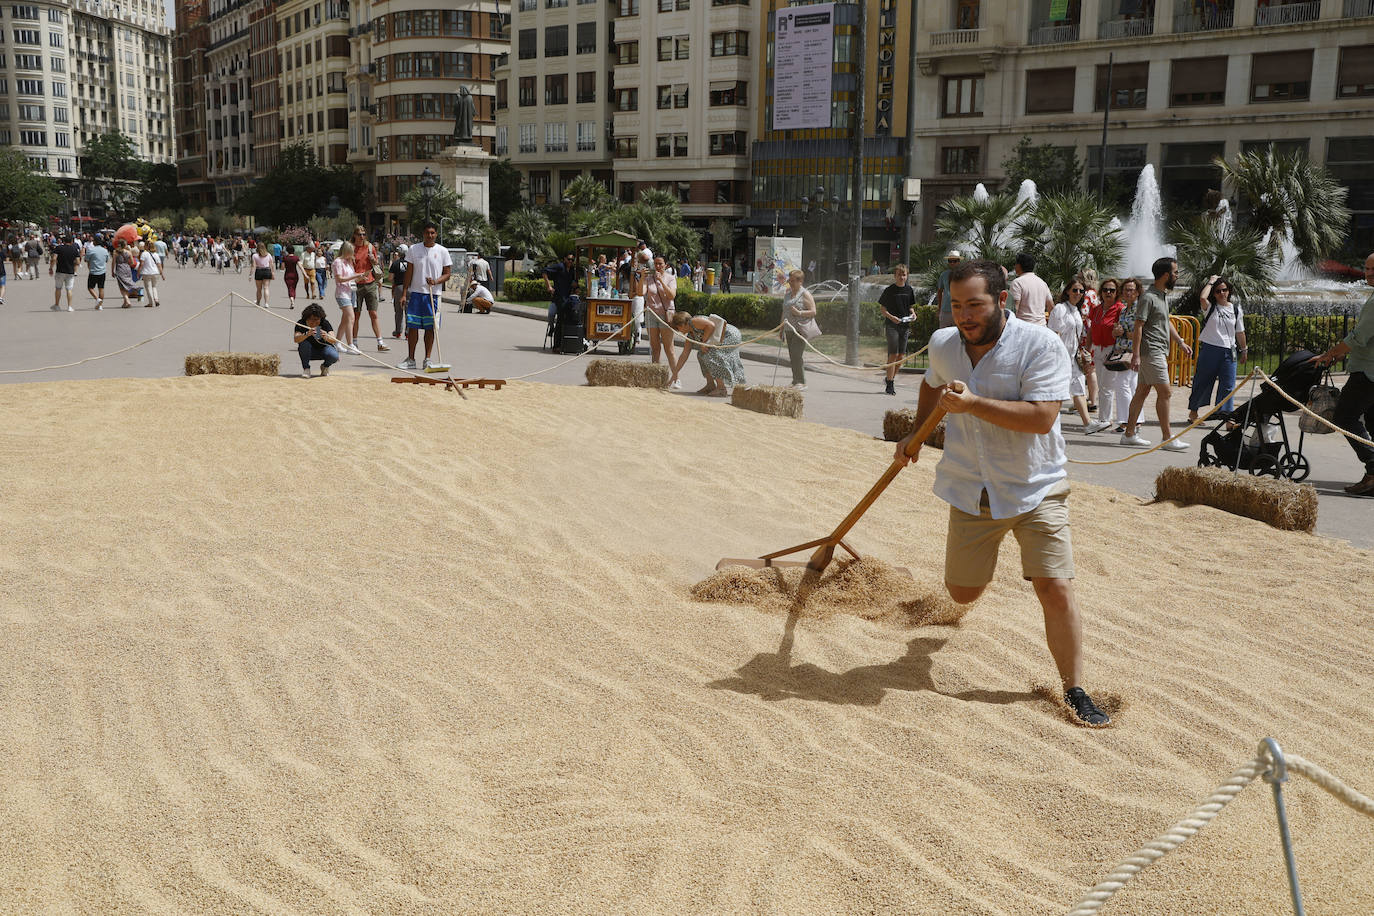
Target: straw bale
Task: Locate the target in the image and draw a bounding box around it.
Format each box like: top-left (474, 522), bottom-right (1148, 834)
top-left (882, 409), bottom-right (945, 449)
top-left (1154, 466), bottom-right (1318, 533)
top-left (184, 352), bottom-right (280, 377)
top-left (730, 385), bottom-right (803, 419)
top-left (584, 359), bottom-right (670, 389)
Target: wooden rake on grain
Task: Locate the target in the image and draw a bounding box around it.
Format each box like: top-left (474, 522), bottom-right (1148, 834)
top-left (717, 407), bottom-right (948, 578)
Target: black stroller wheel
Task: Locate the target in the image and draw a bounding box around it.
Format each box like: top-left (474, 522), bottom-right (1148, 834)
top-left (1278, 453), bottom-right (1311, 482)
top-left (1249, 453), bottom-right (1280, 478)
top-left (1198, 450), bottom-right (1218, 468)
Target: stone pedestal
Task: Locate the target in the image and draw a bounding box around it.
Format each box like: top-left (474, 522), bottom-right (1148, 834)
top-left (435, 143), bottom-right (496, 219)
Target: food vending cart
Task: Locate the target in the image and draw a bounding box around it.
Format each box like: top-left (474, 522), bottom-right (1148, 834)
top-left (574, 230), bottom-right (641, 355)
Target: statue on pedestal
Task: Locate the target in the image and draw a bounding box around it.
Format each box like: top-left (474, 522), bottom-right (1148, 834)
top-left (452, 87), bottom-right (476, 145)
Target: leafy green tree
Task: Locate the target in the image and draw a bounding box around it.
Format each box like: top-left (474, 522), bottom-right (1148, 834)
top-left (308, 208), bottom-right (361, 242)
top-left (562, 175), bottom-right (613, 211)
top-left (235, 144), bottom-right (365, 227)
top-left (139, 163), bottom-right (186, 213)
top-left (501, 206), bottom-right (551, 262)
top-left (605, 188), bottom-right (701, 263)
top-left (489, 158), bottom-right (524, 228)
top-left (402, 176), bottom-right (461, 227)
top-left (544, 230), bottom-right (577, 259)
top-left (446, 207), bottom-right (500, 254)
top-left (184, 214), bottom-right (209, 234)
top-left (934, 191), bottom-right (1030, 267)
top-left (0, 148), bottom-right (62, 224)
top-left (1013, 192), bottom-right (1124, 291)
top-left (1169, 216), bottom-right (1277, 312)
top-left (1001, 137), bottom-right (1084, 195)
top-left (1218, 147), bottom-right (1351, 270)
top-left (80, 130), bottom-right (144, 216)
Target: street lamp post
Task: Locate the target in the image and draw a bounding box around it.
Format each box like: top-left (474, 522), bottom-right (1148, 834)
top-left (419, 167), bottom-right (437, 224)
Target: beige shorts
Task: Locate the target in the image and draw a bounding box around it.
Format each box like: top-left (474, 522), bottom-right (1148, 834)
top-left (945, 478), bottom-right (1074, 587)
top-left (1138, 353), bottom-right (1170, 387)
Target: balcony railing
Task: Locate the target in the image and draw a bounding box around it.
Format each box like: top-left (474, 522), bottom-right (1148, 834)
top-left (1173, 8), bottom-right (1234, 31)
top-left (1255, 0), bottom-right (1320, 25)
top-left (1028, 21), bottom-right (1079, 44)
top-left (929, 28), bottom-right (983, 48)
top-left (1098, 16), bottom-right (1153, 39)
top-left (1347, 0), bottom-right (1374, 16)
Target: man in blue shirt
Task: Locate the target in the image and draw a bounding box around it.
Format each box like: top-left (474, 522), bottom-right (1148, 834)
top-left (84, 241), bottom-right (110, 309)
top-left (1312, 251), bottom-right (1374, 496)
top-left (894, 258), bottom-right (1110, 726)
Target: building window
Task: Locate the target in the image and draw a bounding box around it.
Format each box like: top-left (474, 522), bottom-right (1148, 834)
top-left (657, 85), bottom-right (673, 109)
top-left (55, 131), bottom-right (69, 147)
top-left (616, 41), bottom-right (639, 64)
top-left (709, 130), bottom-right (745, 155)
top-left (955, 0), bottom-right (979, 29)
top-left (941, 74), bottom-right (983, 117)
top-left (17, 78), bottom-right (43, 94)
top-left (1240, 139), bottom-right (1308, 159)
top-left (657, 37), bottom-right (672, 61)
top-left (1024, 67), bottom-right (1075, 114)
top-left (546, 25), bottom-right (568, 57)
top-left (614, 135), bottom-right (637, 157)
top-left (576, 22), bottom-right (596, 54)
top-left (1251, 50), bottom-right (1311, 102)
top-left (709, 81), bottom-right (746, 106)
top-left (17, 102), bottom-right (44, 120)
top-left (615, 87), bottom-right (637, 111)
top-left (518, 76), bottom-right (536, 106)
top-left (577, 120), bottom-right (597, 151)
top-left (942, 146), bottom-right (980, 174)
top-left (12, 4), bottom-right (40, 18)
top-left (576, 71), bottom-right (596, 102)
top-left (518, 28), bottom-right (536, 60)
top-left (48, 30), bottom-right (63, 47)
top-left (545, 122), bottom-right (567, 152)
top-left (710, 31), bottom-right (745, 56)
top-left (618, 0), bottom-right (639, 15)
top-left (1095, 61), bottom-right (1147, 109)
top-left (15, 53), bottom-right (41, 69)
top-left (19, 129), bottom-right (46, 145)
top-left (519, 123), bottom-right (536, 153)
top-left (546, 73), bottom-right (568, 105)
top-left (13, 28), bottom-right (40, 45)
top-left (497, 80), bottom-right (508, 110)
top-left (1170, 56), bottom-right (1226, 106)
top-left (1337, 45), bottom-right (1374, 99)
top-left (656, 134), bottom-right (672, 157)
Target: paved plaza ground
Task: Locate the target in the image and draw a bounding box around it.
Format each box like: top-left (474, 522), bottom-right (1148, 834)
top-left (3, 262), bottom-right (1369, 547)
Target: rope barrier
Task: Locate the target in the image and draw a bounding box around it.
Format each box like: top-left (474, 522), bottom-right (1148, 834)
top-left (0, 294), bottom-right (231, 375)
top-left (1066, 747), bottom-right (1374, 915)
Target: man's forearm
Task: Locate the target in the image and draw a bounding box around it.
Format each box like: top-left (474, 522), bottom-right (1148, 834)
top-left (963, 396), bottom-right (1059, 434)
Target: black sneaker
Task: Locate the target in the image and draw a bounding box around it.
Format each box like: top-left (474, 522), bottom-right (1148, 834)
top-left (884, 379), bottom-right (896, 395)
top-left (1064, 687), bottom-right (1110, 726)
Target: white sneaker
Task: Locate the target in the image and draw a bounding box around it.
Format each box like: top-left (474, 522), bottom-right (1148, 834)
top-left (1084, 420), bottom-right (1112, 435)
top-left (67, 305), bottom-right (74, 311)
top-left (302, 367), bottom-right (311, 378)
top-left (669, 379), bottom-right (682, 390)
top-left (95, 305), bottom-right (103, 310)
top-left (422, 358), bottom-right (433, 371)
top-left (398, 358), bottom-right (417, 370)
top-left (1119, 432), bottom-right (1151, 447)
top-left (377, 341), bottom-right (390, 351)
top-left (791, 383), bottom-right (807, 391)
top-left (349, 344), bottom-right (364, 355)
top-left (50, 304), bottom-right (61, 311)
top-left (1161, 439), bottom-right (1189, 452)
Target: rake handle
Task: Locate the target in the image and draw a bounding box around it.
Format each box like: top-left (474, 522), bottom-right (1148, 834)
top-left (820, 406), bottom-right (947, 548)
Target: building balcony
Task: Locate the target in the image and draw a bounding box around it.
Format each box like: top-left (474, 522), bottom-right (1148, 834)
top-left (1027, 20), bottom-right (1079, 45)
top-left (1098, 16), bottom-right (1153, 38)
top-left (1173, 8), bottom-right (1234, 31)
top-left (1255, 0), bottom-right (1320, 25)
top-left (929, 28), bottom-right (984, 48)
top-left (1347, 0), bottom-right (1374, 16)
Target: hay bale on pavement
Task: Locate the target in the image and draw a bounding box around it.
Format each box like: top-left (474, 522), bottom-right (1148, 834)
top-left (1155, 466), bottom-right (1318, 533)
top-left (584, 359), bottom-right (670, 389)
top-left (185, 352), bottom-right (280, 377)
top-left (731, 385), bottom-right (803, 419)
top-left (883, 409), bottom-right (945, 449)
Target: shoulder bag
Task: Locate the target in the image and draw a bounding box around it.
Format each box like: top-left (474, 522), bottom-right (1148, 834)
top-left (1299, 369), bottom-right (1341, 434)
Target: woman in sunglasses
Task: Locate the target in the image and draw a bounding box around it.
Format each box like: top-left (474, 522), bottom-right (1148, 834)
top-left (1089, 278), bottom-right (1130, 430)
top-left (1188, 274), bottom-right (1248, 421)
top-left (1050, 281), bottom-right (1106, 432)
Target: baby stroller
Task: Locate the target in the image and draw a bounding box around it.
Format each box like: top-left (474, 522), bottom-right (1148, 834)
top-left (1197, 349), bottom-right (1322, 481)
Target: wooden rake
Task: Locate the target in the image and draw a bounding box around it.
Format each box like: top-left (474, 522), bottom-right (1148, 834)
top-left (717, 406), bottom-right (947, 577)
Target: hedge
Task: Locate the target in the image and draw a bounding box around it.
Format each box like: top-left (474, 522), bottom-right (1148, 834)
top-left (503, 277), bottom-right (551, 302)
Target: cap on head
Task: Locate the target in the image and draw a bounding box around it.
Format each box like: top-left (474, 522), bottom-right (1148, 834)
top-left (946, 250), bottom-right (962, 261)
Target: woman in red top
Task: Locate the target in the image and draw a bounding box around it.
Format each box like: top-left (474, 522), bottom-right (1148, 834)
top-left (1090, 277), bottom-right (1129, 429)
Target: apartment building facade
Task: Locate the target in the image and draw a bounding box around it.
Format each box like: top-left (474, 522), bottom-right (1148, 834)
top-left (2, 0), bottom-right (173, 213)
top-left (369, 0), bottom-right (506, 230)
top-left (175, 0), bottom-right (215, 205)
top-left (248, 0), bottom-right (280, 174)
top-left (343, 0), bottom-right (374, 207)
top-left (746, 0), bottom-right (914, 273)
top-left (608, 0), bottom-right (757, 229)
top-left (494, 0), bottom-right (614, 205)
top-left (203, 0), bottom-right (254, 202)
top-left (276, 0), bottom-right (349, 169)
top-left (912, 0), bottom-right (1374, 249)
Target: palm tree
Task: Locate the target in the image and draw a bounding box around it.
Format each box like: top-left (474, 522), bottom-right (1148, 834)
top-left (934, 191), bottom-right (1030, 267)
top-left (1217, 147), bottom-right (1351, 270)
top-left (1014, 192), bottom-right (1124, 292)
top-left (501, 206), bottom-right (551, 268)
top-left (1169, 215), bottom-right (1278, 311)
top-left (562, 175), bottom-right (613, 212)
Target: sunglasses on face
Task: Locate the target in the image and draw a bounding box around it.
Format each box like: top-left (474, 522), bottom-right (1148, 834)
top-left (1070, 287), bottom-right (1083, 293)
top-left (1102, 287), bottom-right (1117, 293)
top-left (1214, 285), bottom-right (1230, 292)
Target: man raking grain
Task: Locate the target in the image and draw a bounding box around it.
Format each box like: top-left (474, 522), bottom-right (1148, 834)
top-left (894, 259), bottom-right (1111, 726)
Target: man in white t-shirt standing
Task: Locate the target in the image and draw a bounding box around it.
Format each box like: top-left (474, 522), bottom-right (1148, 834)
top-left (468, 252), bottom-right (490, 285)
top-left (1009, 252), bottom-right (1053, 326)
top-left (398, 222), bottom-right (453, 370)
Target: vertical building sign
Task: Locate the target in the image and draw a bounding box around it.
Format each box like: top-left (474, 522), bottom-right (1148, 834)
top-left (875, 0), bottom-right (897, 134)
top-left (772, 3), bottom-right (835, 131)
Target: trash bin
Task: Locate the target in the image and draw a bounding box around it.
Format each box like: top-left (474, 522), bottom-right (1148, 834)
top-left (706, 267), bottom-right (716, 288)
top-left (488, 255), bottom-right (507, 296)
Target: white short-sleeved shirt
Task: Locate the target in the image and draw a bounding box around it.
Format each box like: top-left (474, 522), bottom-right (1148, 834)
top-left (924, 312), bottom-right (1071, 518)
top-left (469, 284), bottom-right (494, 302)
top-left (406, 242), bottom-right (453, 295)
top-left (1198, 299), bottom-right (1245, 350)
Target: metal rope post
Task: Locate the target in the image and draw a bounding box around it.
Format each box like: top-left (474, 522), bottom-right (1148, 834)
top-left (1259, 738), bottom-right (1306, 916)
